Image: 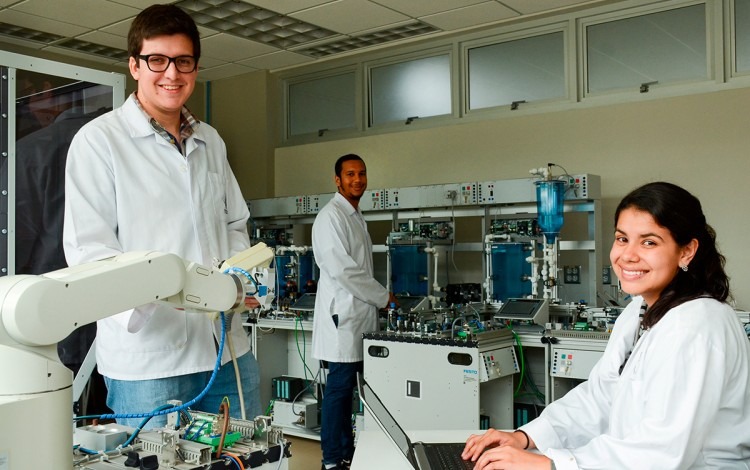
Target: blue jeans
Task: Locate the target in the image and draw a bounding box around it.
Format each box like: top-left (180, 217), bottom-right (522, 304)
top-left (104, 352), bottom-right (261, 428)
top-left (321, 361), bottom-right (362, 466)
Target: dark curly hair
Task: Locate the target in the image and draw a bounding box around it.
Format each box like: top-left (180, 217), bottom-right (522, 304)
top-left (614, 182), bottom-right (730, 328)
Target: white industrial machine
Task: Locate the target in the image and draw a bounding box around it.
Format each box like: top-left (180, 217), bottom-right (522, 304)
top-left (0, 243), bottom-right (274, 470)
top-left (364, 328), bottom-right (519, 431)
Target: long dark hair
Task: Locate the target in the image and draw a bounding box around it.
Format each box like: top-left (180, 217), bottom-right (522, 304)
top-left (614, 182), bottom-right (730, 328)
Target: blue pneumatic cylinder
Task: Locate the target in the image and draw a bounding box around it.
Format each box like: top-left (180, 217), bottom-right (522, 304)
top-left (535, 180), bottom-right (565, 244)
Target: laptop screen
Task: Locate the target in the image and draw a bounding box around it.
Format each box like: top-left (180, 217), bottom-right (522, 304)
top-left (357, 373), bottom-right (415, 465)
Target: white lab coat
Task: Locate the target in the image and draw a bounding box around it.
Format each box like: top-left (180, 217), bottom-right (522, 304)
top-left (63, 94), bottom-right (251, 380)
top-left (311, 192), bottom-right (389, 363)
top-left (523, 296), bottom-right (750, 469)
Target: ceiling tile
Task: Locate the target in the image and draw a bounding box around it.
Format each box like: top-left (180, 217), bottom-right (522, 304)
top-left (0, 9), bottom-right (88, 37)
top-left (99, 19), bottom-right (221, 52)
top-left (372, 0), bottom-right (488, 18)
top-left (99, 18), bottom-right (133, 38)
top-left (11, 0), bottom-right (140, 29)
top-left (246, 0), bottom-right (334, 15)
top-left (200, 33), bottom-right (278, 61)
top-left (0, 0), bottom-right (651, 80)
top-left (290, 0), bottom-right (411, 35)
top-left (0, 34), bottom-right (46, 50)
top-left (422, 1), bottom-right (518, 31)
top-left (198, 62), bottom-right (258, 82)
top-left (43, 45), bottom-right (123, 66)
top-left (237, 50), bottom-right (314, 70)
top-left (499, 0), bottom-right (598, 15)
top-left (294, 20), bottom-right (438, 57)
top-left (105, 0), bottom-right (164, 9)
top-left (77, 30), bottom-right (127, 50)
top-left (195, 55), bottom-right (224, 70)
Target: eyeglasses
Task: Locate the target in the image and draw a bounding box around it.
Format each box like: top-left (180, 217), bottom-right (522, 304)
top-left (137, 54), bottom-right (197, 73)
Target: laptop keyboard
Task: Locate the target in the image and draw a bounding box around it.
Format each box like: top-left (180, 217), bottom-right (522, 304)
top-left (423, 443), bottom-right (475, 470)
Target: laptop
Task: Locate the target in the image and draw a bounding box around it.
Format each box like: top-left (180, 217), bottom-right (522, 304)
top-left (357, 373), bottom-right (474, 470)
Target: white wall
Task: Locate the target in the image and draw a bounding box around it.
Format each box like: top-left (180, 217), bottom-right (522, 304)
top-left (273, 86), bottom-right (750, 308)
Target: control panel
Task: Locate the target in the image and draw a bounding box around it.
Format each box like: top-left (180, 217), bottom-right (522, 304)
top-left (550, 348), bottom-right (602, 380)
top-left (479, 346), bottom-right (519, 382)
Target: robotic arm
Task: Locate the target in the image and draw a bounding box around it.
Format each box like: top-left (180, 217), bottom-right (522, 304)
top-left (0, 243), bottom-right (273, 470)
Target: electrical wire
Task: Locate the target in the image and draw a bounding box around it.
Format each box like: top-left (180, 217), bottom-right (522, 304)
top-left (73, 444), bottom-right (139, 466)
top-left (226, 331), bottom-right (247, 420)
top-left (222, 452), bottom-right (245, 469)
top-left (183, 420), bottom-right (196, 439)
top-left (222, 264), bottom-right (269, 422)
top-left (215, 397), bottom-right (231, 458)
top-left (180, 409), bottom-right (193, 425)
top-left (549, 162), bottom-right (571, 180)
top-left (294, 316), bottom-right (309, 385)
top-left (291, 316), bottom-right (324, 417)
top-left (517, 339), bottom-right (545, 404)
top-left (73, 445), bottom-right (99, 455)
top-left (75, 312), bottom-right (229, 424)
top-left (506, 325), bottom-right (526, 397)
top-left (294, 316), bottom-right (318, 381)
top-left (276, 447), bottom-right (286, 470)
top-left (222, 455), bottom-right (242, 470)
top-left (120, 403), bottom-right (177, 447)
top-left (186, 421), bottom-right (209, 441)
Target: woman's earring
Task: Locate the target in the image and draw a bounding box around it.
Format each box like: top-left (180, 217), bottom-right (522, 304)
top-left (680, 264), bottom-right (689, 272)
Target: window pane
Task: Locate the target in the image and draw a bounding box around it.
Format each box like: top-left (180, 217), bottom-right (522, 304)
top-left (370, 54), bottom-right (451, 125)
top-left (288, 72), bottom-right (356, 136)
top-left (15, 70), bottom-right (114, 275)
top-left (468, 32), bottom-right (565, 110)
top-left (736, 0), bottom-right (750, 72)
top-left (587, 4), bottom-right (707, 93)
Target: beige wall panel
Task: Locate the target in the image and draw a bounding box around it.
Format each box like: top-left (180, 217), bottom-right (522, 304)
top-left (210, 70), bottom-right (274, 199)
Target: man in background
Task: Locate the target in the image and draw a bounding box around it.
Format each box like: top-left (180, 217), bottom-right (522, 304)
top-left (312, 153), bottom-right (396, 469)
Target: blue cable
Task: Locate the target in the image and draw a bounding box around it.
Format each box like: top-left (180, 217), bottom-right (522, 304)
top-left (88, 311), bottom-right (228, 422)
top-left (187, 421), bottom-right (209, 441)
top-left (73, 445), bottom-right (99, 455)
top-left (120, 403), bottom-right (176, 448)
top-left (225, 266), bottom-right (260, 291)
top-left (183, 420), bottom-right (196, 439)
top-left (74, 266), bottom-right (250, 444)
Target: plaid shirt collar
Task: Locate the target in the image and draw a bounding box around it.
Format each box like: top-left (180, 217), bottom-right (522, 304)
top-left (132, 92), bottom-right (199, 150)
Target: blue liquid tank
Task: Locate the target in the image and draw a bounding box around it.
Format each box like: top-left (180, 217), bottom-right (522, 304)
top-left (390, 245), bottom-right (428, 296)
top-left (535, 180), bottom-right (565, 244)
top-left (489, 242), bottom-right (532, 302)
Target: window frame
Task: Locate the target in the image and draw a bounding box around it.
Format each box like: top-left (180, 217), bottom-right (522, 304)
top-left (460, 22), bottom-right (572, 117)
top-left (726, 0), bottom-right (750, 81)
top-left (578, 0), bottom-right (720, 100)
top-left (276, 0), bottom-right (749, 147)
top-left (364, 46), bottom-right (456, 130)
top-left (282, 65), bottom-right (361, 142)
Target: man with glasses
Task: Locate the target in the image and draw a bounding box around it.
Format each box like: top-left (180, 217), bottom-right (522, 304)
top-left (63, 4), bottom-right (261, 428)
